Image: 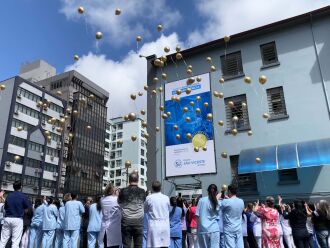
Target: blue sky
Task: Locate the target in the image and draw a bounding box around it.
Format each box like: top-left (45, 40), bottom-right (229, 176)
top-left (1, 0), bottom-right (329, 117)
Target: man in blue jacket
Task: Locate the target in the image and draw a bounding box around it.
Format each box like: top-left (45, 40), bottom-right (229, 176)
top-left (0, 180), bottom-right (32, 247)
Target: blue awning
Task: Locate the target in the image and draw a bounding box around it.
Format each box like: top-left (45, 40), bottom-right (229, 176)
top-left (238, 138), bottom-right (330, 174)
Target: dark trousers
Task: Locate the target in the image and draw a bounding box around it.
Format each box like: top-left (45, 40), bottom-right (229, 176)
top-left (121, 224), bottom-right (143, 248)
top-left (103, 232), bottom-right (120, 248)
top-left (293, 229), bottom-right (311, 248)
top-left (182, 230), bottom-right (187, 248)
top-left (247, 230), bottom-right (258, 248)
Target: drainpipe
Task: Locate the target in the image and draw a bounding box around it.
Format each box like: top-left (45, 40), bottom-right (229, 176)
top-left (310, 13), bottom-right (330, 119)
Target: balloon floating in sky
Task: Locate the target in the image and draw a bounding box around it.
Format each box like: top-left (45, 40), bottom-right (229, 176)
top-left (115, 8), bottom-right (122, 15)
top-left (95, 32), bottom-right (103, 40)
top-left (74, 55), bottom-right (80, 61)
top-left (164, 47), bottom-right (170, 53)
top-left (77, 6), bottom-right (85, 14)
top-left (136, 36), bottom-right (142, 42)
top-left (157, 24), bottom-right (163, 32)
top-left (224, 35), bottom-right (231, 43)
top-left (259, 75), bottom-right (267, 85)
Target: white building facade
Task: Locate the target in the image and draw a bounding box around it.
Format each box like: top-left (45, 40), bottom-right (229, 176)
top-left (103, 117), bottom-right (147, 190)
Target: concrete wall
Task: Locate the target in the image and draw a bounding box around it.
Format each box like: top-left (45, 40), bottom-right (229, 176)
top-left (147, 14), bottom-right (330, 201)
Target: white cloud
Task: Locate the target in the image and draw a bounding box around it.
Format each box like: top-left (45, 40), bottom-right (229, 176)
top-left (188, 0), bottom-right (330, 47)
top-left (60, 0), bottom-right (181, 46)
top-left (65, 33), bottom-right (183, 118)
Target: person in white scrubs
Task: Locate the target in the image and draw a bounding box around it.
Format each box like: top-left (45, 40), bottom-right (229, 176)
top-left (28, 198), bottom-right (44, 248)
top-left (144, 181), bottom-right (170, 248)
top-left (249, 212), bottom-right (262, 248)
top-left (42, 197), bottom-right (59, 248)
top-left (87, 196), bottom-right (103, 248)
top-left (63, 193), bottom-right (85, 248)
top-left (55, 193), bottom-right (71, 248)
top-left (98, 184), bottom-right (122, 248)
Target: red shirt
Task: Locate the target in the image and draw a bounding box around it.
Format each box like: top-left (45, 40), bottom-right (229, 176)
top-left (189, 206), bottom-right (198, 229)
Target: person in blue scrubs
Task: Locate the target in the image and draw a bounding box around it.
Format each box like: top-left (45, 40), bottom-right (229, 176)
top-left (169, 197), bottom-right (183, 248)
top-left (28, 198), bottom-right (44, 248)
top-left (54, 194), bottom-right (71, 248)
top-left (87, 196), bottom-right (103, 248)
top-left (63, 193), bottom-right (85, 248)
top-left (196, 184), bottom-right (220, 248)
top-left (42, 197), bottom-right (59, 248)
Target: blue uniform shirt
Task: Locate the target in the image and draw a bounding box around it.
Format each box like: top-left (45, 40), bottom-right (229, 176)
top-left (220, 197), bottom-right (244, 233)
top-left (31, 204), bottom-right (45, 228)
top-left (196, 196), bottom-right (220, 234)
top-left (56, 205), bottom-right (65, 230)
top-left (87, 203), bottom-right (102, 232)
top-left (4, 191), bottom-right (32, 218)
top-left (43, 204), bottom-right (59, 230)
top-left (64, 200), bottom-right (85, 231)
top-left (169, 206), bottom-right (183, 238)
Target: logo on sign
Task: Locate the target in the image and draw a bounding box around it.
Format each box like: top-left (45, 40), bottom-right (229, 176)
top-left (174, 159), bottom-right (182, 168)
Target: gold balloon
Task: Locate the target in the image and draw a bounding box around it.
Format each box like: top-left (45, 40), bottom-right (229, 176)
top-left (159, 105), bottom-right (164, 111)
top-left (210, 65), bottom-right (216, 72)
top-left (194, 147), bottom-right (199, 152)
top-left (154, 59), bottom-right (162, 67)
top-left (51, 117), bottom-right (56, 122)
top-left (248, 130), bottom-right (253, 136)
top-left (213, 91), bottom-right (220, 97)
top-left (224, 35), bottom-right (231, 43)
top-left (232, 116), bottom-right (239, 122)
top-left (189, 101), bottom-right (195, 106)
top-left (206, 57), bottom-right (212, 63)
top-left (227, 101), bottom-right (235, 108)
top-left (176, 89), bottom-right (182, 95)
top-left (219, 92), bottom-right (224, 98)
top-left (74, 55), bottom-right (80, 61)
top-left (186, 133), bottom-right (192, 139)
top-left (202, 146), bottom-right (207, 151)
top-left (244, 76), bottom-right (252, 84)
top-left (86, 126), bottom-right (92, 130)
top-left (176, 53), bottom-right (183, 60)
top-left (44, 130), bottom-right (50, 135)
top-left (157, 24), bottom-right (163, 32)
top-left (196, 76), bottom-right (202, 82)
top-left (221, 184), bottom-right (228, 192)
top-left (186, 77), bottom-right (195, 85)
top-left (144, 133), bottom-right (150, 139)
top-left (207, 113), bottom-right (213, 120)
top-left (174, 96), bottom-right (180, 102)
top-left (14, 155), bottom-right (20, 162)
top-left (117, 140), bottom-right (123, 145)
top-left (256, 157), bottom-right (262, 163)
top-left (219, 78), bottom-right (225, 84)
top-left (155, 127), bottom-right (160, 132)
top-left (183, 107), bottom-right (188, 113)
top-left (164, 46), bottom-right (170, 53)
top-left (160, 55), bottom-right (167, 63)
top-left (162, 113), bottom-right (168, 119)
top-left (176, 45), bottom-right (181, 52)
top-left (0, 84), bottom-right (5, 90)
top-left (231, 128), bottom-right (238, 136)
top-left (138, 92), bottom-right (143, 96)
top-left (115, 8), bottom-right (121, 15)
top-left (161, 73), bottom-right (167, 80)
top-left (151, 90), bottom-right (157, 95)
top-left (69, 133), bottom-right (74, 138)
top-left (176, 134), bottom-right (181, 140)
top-left (95, 31), bottom-right (103, 40)
top-left (142, 121), bottom-right (147, 128)
top-left (203, 102), bottom-right (209, 108)
top-left (173, 124), bottom-right (179, 130)
top-left (124, 115), bottom-right (129, 121)
top-left (166, 111), bottom-right (171, 116)
top-left (185, 88), bottom-right (192, 94)
top-left (131, 135), bottom-right (137, 141)
top-left (221, 152), bottom-right (228, 159)
top-left (56, 127), bottom-right (62, 132)
top-left (218, 120), bottom-right (224, 126)
top-left (195, 108), bottom-right (201, 114)
top-left (140, 109), bottom-right (146, 115)
top-left (259, 75), bottom-right (267, 85)
top-left (186, 69), bottom-right (193, 75)
top-left (158, 87), bottom-right (163, 92)
top-left (128, 112), bottom-right (137, 121)
top-left (125, 160), bottom-right (131, 168)
top-left (263, 113), bottom-right (270, 119)
top-left (130, 94), bottom-right (137, 100)
top-left (78, 6), bottom-right (85, 14)
top-left (153, 77), bottom-right (159, 83)
top-left (136, 36), bottom-right (142, 42)
top-left (196, 96), bottom-right (201, 101)
top-left (187, 65), bottom-right (193, 70)
top-left (185, 117), bottom-right (191, 122)
top-left (17, 126), bottom-right (23, 132)
top-left (56, 91), bottom-right (62, 96)
top-left (242, 102), bottom-right (247, 108)
top-left (60, 118), bottom-right (65, 124)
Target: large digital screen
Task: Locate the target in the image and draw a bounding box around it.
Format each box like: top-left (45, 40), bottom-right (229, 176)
top-left (164, 73), bottom-right (217, 177)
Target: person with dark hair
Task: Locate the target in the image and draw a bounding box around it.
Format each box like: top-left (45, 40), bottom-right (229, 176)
top-left (196, 184), bottom-right (220, 248)
top-left (55, 193), bottom-right (71, 248)
top-left (253, 197), bottom-right (280, 248)
top-left (281, 198), bottom-right (311, 248)
top-left (144, 180), bottom-right (170, 248)
top-left (0, 181), bottom-right (32, 247)
top-left (245, 203), bottom-right (258, 248)
top-left (276, 200), bottom-right (295, 248)
top-left (63, 193), bottom-right (85, 248)
top-left (188, 197), bottom-right (199, 248)
top-left (241, 211), bottom-right (250, 248)
top-left (87, 196), bottom-right (103, 248)
top-left (177, 197), bottom-right (187, 247)
top-left (219, 184), bottom-right (245, 248)
top-left (169, 197), bottom-right (183, 248)
top-left (81, 197), bottom-right (93, 248)
top-left (99, 183), bottom-right (122, 248)
top-left (306, 203), bottom-right (318, 248)
top-left (42, 196), bottom-right (59, 247)
top-left (118, 172), bottom-right (146, 248)
top-left (0, 190), bottom-right (5, 234)
top-left (142, 190), bottom-right (151, 248)
top-left (21, 202), bottom-right (33, 248)
top-left (28, 198), bottom-right (44, 248)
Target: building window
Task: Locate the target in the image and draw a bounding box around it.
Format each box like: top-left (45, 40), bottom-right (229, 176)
top-left (266, 87), bottom-right (288, 119)
top-left (116, 151), bottom-right (122, 158)
top-left (225, 95), bottom-right (250, 131)
top-left (117, 142), bottom-right (122, 148)
top-left (260, 41), bottom-right (278, 66)
top-left (48, 102), bottom-right (64, 114)
top-left (220, 51), bottom-right (244, 78)
top-left (117, 132), bottom-right (123, 139)
top-left (278, 169), bottom-right (298, 183)
top-left (105, 142), bottom-right (110, 149)
top-left (44, 163), bottom-right (57, 172)
top-left (141, 168), bottom-right (145, 176)
top-left (141, 158), bottom-right (145, 165)
top-left (110, 152), bottom-right (115, 159)
top-left (46, 147), bottom-right (59, 157)
top-left (15, 103), bottom-right (39, 119)
top-left (28, 141), bottom-right (43, 153)
top-left (141, 140), bottom-right (145, 147)
top-left (111, 161), bottom-right (115, 168)
top-left (115, 169), bottom-right (121, 177)
top-left (141, 178), bottom-right (144, 186)
top-left (116, 160), bottom-right (122, 167)
top-left (115, 179), bottom-right (121, 187)
top-left (17, 87), bottom-right (42, 103)
top-left (12, 118), bottom-right (33, 132)
top-left (9, 135), bottom-right (26, 148)
top-left (106, 123), bottom-right (111, 131)
top-left (25, 158), bottom-right (41, 169)
top-left (105, 133), bottom-right (110, 140)
top-left (117, 123), bottom-right (123, 130)
top-left (141, 149), bottom-right (145, 156)
top-left (111, 134), bottom-right (116, 141)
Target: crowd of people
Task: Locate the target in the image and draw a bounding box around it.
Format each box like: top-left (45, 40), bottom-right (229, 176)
top-left (0, 174), bottom-right (330, 248)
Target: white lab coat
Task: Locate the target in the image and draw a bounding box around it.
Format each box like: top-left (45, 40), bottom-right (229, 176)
top-left (99, 195), bottom-right (122, 246)
top-left (144, 192), bottom-right (170, 248)
top-left (249, 213), bottom-right (262, 237)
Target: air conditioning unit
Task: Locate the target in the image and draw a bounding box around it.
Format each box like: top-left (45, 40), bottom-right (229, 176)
top-left (50, 156), bottom-right (54, 161)
top-left (40, 152), bottom-right (44, 157)
top-left (56, 143), bottom-right (61, 149)
top-left (14, 110), bottom-right (19, 115)
top-left (60, 114), bottom-right (64, 118)
top-left (52, 126), bottom-right (55, 130)
top-left (41, 120), bottom-right (46, 126)
top-left (16, 94), bottom-right (21, 99)
top-left (53, 172), bottom-right (58, 177)
top-left (66, 125), bottom-right (71, 129)
top-left (64, 137), bottom-right (69, 144)
top-left (5, 161), bottom-right (11, 167)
